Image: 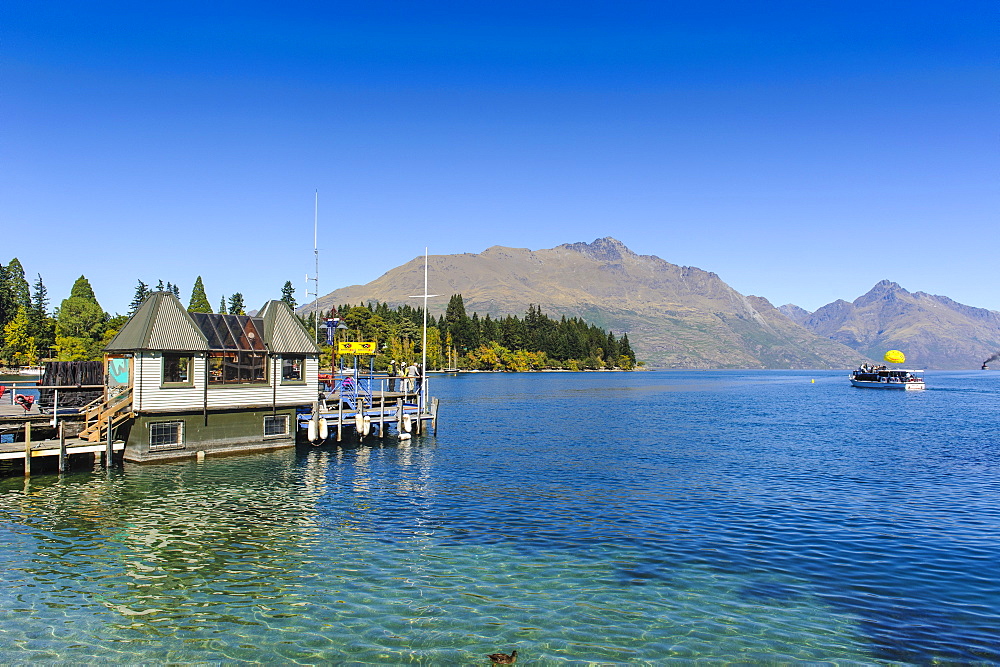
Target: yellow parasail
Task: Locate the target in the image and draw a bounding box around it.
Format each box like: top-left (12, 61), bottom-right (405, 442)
top-left (884, 350), bottom-right (906, 364)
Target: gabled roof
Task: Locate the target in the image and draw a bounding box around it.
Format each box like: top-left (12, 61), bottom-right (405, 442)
top-left (105, 293), bottom-right (320, 355)
top-left (258, 300), bottom-right (321, 354)
top-left (105, 292), bottom-right (209, 352)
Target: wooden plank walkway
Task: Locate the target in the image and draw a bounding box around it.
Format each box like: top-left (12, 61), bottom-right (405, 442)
top-left (0, 438), bottom-right (124, 461)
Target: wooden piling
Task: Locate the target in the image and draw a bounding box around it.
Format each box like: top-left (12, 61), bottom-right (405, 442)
top-left (378, 393), bottom-right (385, 438)
top-left (431, 397), bottom-right (439, 435)
top-left (24, 422), bottom-right (31, 477)
top-left (58, 423), bottom-right (67, 473)
top-left (337, 394), bottom-right (343, 442)
top-left (105, 415), bottom-right (113, 467)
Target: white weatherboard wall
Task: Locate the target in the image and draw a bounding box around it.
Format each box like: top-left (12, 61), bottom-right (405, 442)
top-left (133, 352), bottom-right (318, 413)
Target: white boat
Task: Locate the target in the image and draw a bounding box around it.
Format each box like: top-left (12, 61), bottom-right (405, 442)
top-left (849, 365), bottom-right (925, 390)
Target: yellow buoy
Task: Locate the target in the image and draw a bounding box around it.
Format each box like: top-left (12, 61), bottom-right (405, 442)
top-left (884, 350), bottom-right (906, 364)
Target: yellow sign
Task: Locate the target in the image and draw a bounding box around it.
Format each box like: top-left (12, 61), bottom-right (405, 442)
top-left (338, 341), bottom-right (377, 355)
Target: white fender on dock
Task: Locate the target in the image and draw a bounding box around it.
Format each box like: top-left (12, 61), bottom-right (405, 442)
top-left (307, 418), bottom-right (318, 443)
top-left (354, 412), bottom-right (365, 436)
top-left (398, 432), bottom-right (412, 440)
top-left (319, 417), bottom-right (329, 440)
top-left (402, 414), bottom-right (412, 433)
top-left (363, 415), bottom-right (372, 436)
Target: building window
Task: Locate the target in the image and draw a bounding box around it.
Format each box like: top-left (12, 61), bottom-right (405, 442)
top-left (264, 415), bottom-right (289, 437)
top-left (281, 355), bottom-right (305, 383)
top-left (208, 352), bottom-right (267, 385)
top-left (149, 421), bottom-right (185, 451)
top-left (162, 354), bottom-right (193, 385)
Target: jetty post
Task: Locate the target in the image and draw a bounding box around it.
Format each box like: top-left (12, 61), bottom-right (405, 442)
top-left (378, 392), bottom-right (385, 438)
top-left (23, 422), bottom-right (31, 477)
top-left (58, 423), bottom-right (66, 473)
top-left (105, 416), bottom-right (113, 467)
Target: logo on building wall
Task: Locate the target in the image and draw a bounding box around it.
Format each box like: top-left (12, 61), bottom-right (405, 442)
top-left (108, 358), bottom-right (130, 384)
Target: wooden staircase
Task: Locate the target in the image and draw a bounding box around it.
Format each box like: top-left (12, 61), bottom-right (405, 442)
top-left (79, 388), bottom-right (134, 443)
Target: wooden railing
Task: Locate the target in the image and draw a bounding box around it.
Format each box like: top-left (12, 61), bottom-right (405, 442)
top-left (78, 388), bottom-right (134, 443)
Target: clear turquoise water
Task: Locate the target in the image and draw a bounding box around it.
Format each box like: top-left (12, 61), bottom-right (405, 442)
top-left (1, 370), bottom-right (998, 663)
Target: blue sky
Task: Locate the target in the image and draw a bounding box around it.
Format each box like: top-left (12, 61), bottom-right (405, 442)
top-left (3, 1), bottom-right (996, 316)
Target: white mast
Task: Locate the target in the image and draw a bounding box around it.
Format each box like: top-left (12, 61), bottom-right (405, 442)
top-left (409, 248), bottom-right (438, 413)
top-left (306, 190), bottom-right (319, 342)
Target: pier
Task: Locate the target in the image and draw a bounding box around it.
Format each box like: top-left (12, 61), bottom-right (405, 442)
top-left (302, 372), bottom-right (440, 442)
top-left (0, 406), bottom-right (124, 476)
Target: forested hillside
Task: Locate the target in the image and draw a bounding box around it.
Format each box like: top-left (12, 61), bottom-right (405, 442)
top-left (309, 295), bottom-right (636, 371)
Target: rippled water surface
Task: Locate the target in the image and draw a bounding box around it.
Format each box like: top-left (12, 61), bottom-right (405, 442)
top-left (2, 370), bottom-right (999, 663)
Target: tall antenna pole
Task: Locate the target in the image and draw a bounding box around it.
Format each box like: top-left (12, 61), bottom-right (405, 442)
top-left (306, 190), bottom-right (320, 343)
top-left (314, 190), bottom-right (319, 342)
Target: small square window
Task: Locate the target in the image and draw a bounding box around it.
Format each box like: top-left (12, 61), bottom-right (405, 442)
top-left (149, 421), bottom-right (185, 451)
top-left (264, 415), bottom-right (289, 437)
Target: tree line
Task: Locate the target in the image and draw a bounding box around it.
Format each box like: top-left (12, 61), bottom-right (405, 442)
top-left (310, 294), bottom-right (637, 372)
top-left (2, 258), bottom-right (635, 372)
top-left (0, 259), bottom-right (300, 367)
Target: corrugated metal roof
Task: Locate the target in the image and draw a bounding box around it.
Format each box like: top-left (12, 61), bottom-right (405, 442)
top-left (105, 292), bottom-right (209, 352)
top-left (259, 300), bottom-right (321, 354)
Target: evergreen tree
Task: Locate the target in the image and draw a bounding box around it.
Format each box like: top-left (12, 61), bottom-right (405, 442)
top-left (5, 259), bottom-right (30, 310)
top-left (228, 292), bottom-right (246, 315)
top-left (219, 295), bottom-right (227, 314)
top-left (128, 280), bottom-right (150, 316)
top-left (28, 274), bottom-right (55, 356)
top-left (444, 294), bottom-right (467, 324)
top-left (620, 333), bottom-right (635, 363)
top-left (188, 276), bottom-right (212, 313)
top-left (69, 275), bottom-right (99, 303)
top-left (280, 281), bottom-right (297, 309)
top-left (156, 279), bottom-right (164, 291)
top-left (56, 276), bottom-right (106, 361)
top-left (172, 283), bottom-right (180, 298)
top-left (0, 262), bottom-right (9, 332)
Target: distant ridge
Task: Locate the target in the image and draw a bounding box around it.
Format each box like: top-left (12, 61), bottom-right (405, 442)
top-left (800, 280), bottom-right (1000, 369)
top-left (307, 237), bottom-right (864, 369)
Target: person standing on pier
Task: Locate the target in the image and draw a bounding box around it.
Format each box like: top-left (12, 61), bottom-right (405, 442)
top-left (405, 361), bottom-right (418, 394)
top-left (388, 360), bottom-right (397, 392)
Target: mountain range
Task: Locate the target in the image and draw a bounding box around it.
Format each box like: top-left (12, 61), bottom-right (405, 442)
top-left (784, 280), bottom-right (1000, 369)
top-left (306, 237), bottom-right (999, 369)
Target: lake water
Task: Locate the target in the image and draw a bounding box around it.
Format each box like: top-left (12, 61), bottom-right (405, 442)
top-left (1, 370), bottom-right (998, 663)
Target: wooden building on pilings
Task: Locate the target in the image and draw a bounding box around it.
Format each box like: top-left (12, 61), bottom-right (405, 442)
top-left (99, 291), bottom-right (321, 462)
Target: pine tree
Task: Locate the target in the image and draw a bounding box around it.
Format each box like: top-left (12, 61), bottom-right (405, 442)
top-left (69, 275), bottom-right (99, 304)
top-left (156, 279), bottom-right (164, 291)
top-left (128, 280), bottom-right (150, 315)
top-left (29, 274), bottom-right (56, 358)
top-left (172, 283), bottom-right (180, 298)
top-left (219, 295), bottom-right (227, 314)
top-left (228, 292), bottom-right (246, 315)
top-left (5, 258), bottom-right (30, 310)
top-left (280, 281), bottom-right (297, 309)
top-left (188, 276), bottom-right (212, 313)
top-left (56, 276), bottom-right (106, 361)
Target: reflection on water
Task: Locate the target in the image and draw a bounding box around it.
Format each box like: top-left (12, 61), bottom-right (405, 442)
top-left (1, 370), bottom-right (999, 662)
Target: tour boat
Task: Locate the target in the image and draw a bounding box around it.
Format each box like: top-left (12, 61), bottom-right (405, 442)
top-left (849, 365), bottom-right (925, 390)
